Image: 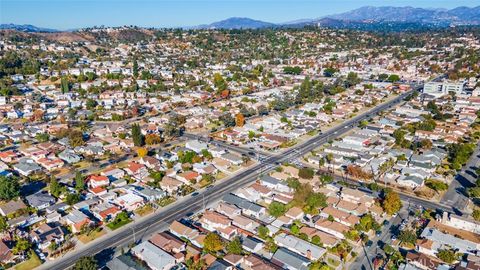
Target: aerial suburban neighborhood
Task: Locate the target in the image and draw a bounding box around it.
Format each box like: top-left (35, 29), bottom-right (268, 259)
top-left (0, 2), bottom-right (480, 270)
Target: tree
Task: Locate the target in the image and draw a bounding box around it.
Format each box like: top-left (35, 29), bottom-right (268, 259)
top-left (298, 167), bottom-right (314, 179)
top-left (69, 129), bottom-right (85, 147)
top-left (220, 113), bottom-right (236, 127)
top-left (473, 210), bottom-right (480, 221)
top-left (61, 77), bottom-right (69, 93)
top-left (35, 133), bottom-right (49, 142)
top-left (13, 238), bottom-right (31, 255)
top-left (131, 123), bottom-right (144, 146)
top-left (75, 171), bottom-right (85, 192)
top-left (226, 237), bottom-right (243, 255)
top-left (258, 225), bottom-right (269, 239)
top-left (398, 230), bottom-right (417, 245)
top-left (137, 147), bottom-right (148, 158)
top-left (426, 179), bottom-right (448, 192)
top-left (0, 176), bottom-right (20, 200)
top-left (387, 74), bottom-right (400, 82)
top-left (382, 191), bottom-right (402, 215)
top-left (268, 202), bottom-right (287, 217)
top-left (0, 215), bottom-right (8, 232)
top-left (85, 99), bottom-right (97, 110)
top-left (204, 232), bottom-right (223, 252)
top-left (66, 193), bottom-right (81, 205)
top-left (235, 113), bottom-right (245, 127)
top-left (355, 214), bottom-right (380, 232)
top-left (437, 249), bottom-right (458, 264)
top-left (145, 134), bottom-right (162, 145)
top-left (73, 256), bottom-right (98, 270)
top-left (213, 73), bottom-right (227, 92)
top-left (133, 58), bottom-right (139, 78)
top-left (49, 178), bottom-right (63, 198)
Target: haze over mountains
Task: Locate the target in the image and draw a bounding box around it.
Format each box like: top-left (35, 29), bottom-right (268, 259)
top-left (2, 5), bottom-right (480, 32)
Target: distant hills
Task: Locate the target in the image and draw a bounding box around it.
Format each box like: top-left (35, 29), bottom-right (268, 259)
top-left (193, 17), bottom-right (276, 30)
top-left (0, 23), bottom-right (58, 33)
top-left (1, 5), bottom-right (479, 33)
top-left (195, 5), bottom-right (480, 30)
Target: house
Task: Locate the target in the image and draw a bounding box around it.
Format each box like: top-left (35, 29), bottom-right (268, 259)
top-left (260, 175), bottom-right (292, 193)
top-left (91, 202), bottom-right (121, 221)
top-left (220, 153), bottom-right (243, 166)
top-left (242, 236), bottom-right (264, 253)
top-left (185, 140), bottom-right (208, 153)
top-left (0, 200), bottom-right (27, 216)
top-left (140, 156), bottom-right (161, 170)
top-left (222, 193), bottom-right (266, 218)
top-left (149, 232), bottom-right (186, 254)
top-left (160, 176), bottom-right (183, 194)
top-left (169, 220), bottom-right (200, 241)
top-left (101, 168), bottom-right (125, 181)
top-left (64, 209), bottom-right (93, 233)
top-left (30, 223), bottom-right (65, 250)
top-left (88, 175), bottom-right (110, 188)
top-left (25, 191), bottom-right (56, 210)
top-left (58, 149), bottom-right (82, 164)
top-left (115, 193), bottom-right (144, 211)
top-left (176, 171), bottom-right (201, 184)
top-left (132, 241), bottom-right (177, 270)
top-left (125, 162), bottom-right (148, 180)
top-left (274, 233), bottom-right (326, 260)
top-left (200, 211), bottom-right (232, 231)
top-left (133, 186), bottom-right (166, 201)
top-left (272, 247), bottom-right (310, 270)
top-left (13, 158), bottom-right (41, 176)
top-left (0, 240), bottom-right (14, 264)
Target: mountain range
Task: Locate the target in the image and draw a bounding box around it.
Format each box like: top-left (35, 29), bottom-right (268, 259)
top-left (1, 5), bottom-right (480, 32)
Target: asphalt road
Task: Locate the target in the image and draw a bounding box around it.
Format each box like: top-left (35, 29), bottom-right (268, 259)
top-left (349, 205), bottom-right (409, 270)
top-left (440, 142), bottom-right (480, 211)
top-left (38, 88), bottom-right (418, 270)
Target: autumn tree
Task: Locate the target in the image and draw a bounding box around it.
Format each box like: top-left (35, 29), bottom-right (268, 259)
top-left (346, 165), bottom-right (373, 180)
top-left (145, 134), bottom-right (162, 145)
top-left (137, 147), bottom-right (148, 158)
top-left (235, 113), bottom-right (245, 127)
top-left (204, 232), bottom-right (223, 252)
top-left (382, 190), bottom-right (402, 215)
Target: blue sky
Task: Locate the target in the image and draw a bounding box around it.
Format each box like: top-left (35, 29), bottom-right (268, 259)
top-left (1, 0), bottom-right (478, 30)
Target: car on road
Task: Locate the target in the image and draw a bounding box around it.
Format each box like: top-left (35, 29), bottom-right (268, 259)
top-left (366, 240), bottom-right (373, 247)
top-left (383, 220), bottom-right (390, 226)
top-left (191, 192), bottom-right (199, 197)
top-left (391, 235), bottom-right (397, 241)
top-left (206, 185), bottom-right (214, 189)
top-left (376, 230), bottom-right (382, 237)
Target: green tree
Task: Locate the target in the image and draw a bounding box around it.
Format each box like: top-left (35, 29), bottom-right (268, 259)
top-left (204, 233), bottom-right (223, 252)
top-left (268, 202), bottom-right (287, 218)
top-left (226, 237), bottom-right (243, 255)
top-left (473, 209), bottom-right (480, 221)
top-left (49, 178), bottom-right (63, 198)
top-left (437, 249), bottom-right (458, 264)
top-left (387, 74), bottom-right (400, 82)
top-left (13, 238), bottom-right (31, 255)
top-left (258, 225), bottom-right (269, 239)
top-left (398, 230), bottom-right (417, 245)
top-left (73, 256), bottom-right (98, 270)
top-left (133, 58), bottom-right (139, 78)
top-left (131, 123), bottom-right (144, 146)
top-left (86, 99), bottom-right (97, 110)
top-left (0, 215), bottom-right (8, 232)
top-left (61, 77), bottom-right (70, 93)
top-left (0, 176), bottom-right (20, 200)
top-left (75, 171), bottom-right (85, 192)
top-left (298, 167), bottom-right (314, 179)
top-left (65, 193), bottom-right (81, 205)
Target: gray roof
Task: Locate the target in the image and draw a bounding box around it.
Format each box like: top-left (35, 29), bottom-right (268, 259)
top-left (107, 254), bottom-right (148, 270)
top-left (222, 193), bottom-right (264, 213)
top-left (131, 241), bottom-right (176, 270)
top-left (272, 248), bottom-right (310, 270)
top-left (25, 192), bottom-right (55, 208)
top-left (207, 260), bottom-right (231, 270)
top-left (274, 233), bottom-right (326, 260)
top-left (242, 236), bottom-right (263, 250)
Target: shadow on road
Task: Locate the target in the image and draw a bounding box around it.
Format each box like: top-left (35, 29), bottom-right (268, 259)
top-left (94, 247), bottom-right (115, 267)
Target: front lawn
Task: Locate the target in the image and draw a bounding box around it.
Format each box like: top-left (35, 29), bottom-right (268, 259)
top-left (15, 252), bottom-right (41, 270)
top-left (106, 212), bottom-right (132, 230)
